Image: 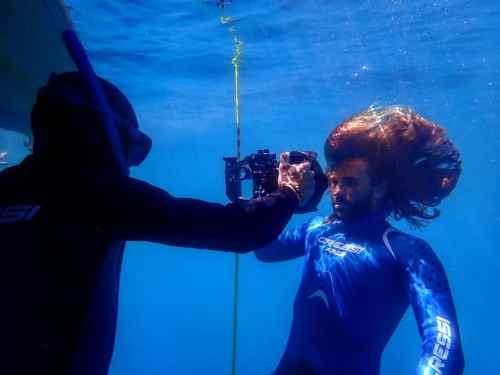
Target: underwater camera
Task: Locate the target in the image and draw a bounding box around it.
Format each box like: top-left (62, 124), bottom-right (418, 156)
top-left (223, 149), bottom-right (328, 213)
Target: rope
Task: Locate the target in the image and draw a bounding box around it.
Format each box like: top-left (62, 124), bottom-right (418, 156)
top-left (221, 15), bottom-right (243, 375)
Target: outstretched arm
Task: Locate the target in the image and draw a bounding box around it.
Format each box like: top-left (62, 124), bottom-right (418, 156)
top-left (92, 152), bottom-right (315, 253)
top-left (75, 156), bottom-right (315, 254)
top-left (254, 218), bottom-right (313, 262)
top-left (100, 177), bottom-right (302, 253)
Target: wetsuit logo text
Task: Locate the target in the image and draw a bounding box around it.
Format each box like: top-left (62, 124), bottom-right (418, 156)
top-left (426, 316), bottom-right (452, 374)
top-left (318, 236), bottom-right (364, 257)
top-left (0, 205), bottom-right (41, 224)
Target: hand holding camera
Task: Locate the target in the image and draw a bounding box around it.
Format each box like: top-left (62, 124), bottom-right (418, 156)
top-left (277, 152), bottom-right (315, 207)
top-left (223, 149), bottom-right (328, 213)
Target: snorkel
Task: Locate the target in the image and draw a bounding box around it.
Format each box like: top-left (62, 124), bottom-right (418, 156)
top-left (61, 30), bottom-right (129, 176)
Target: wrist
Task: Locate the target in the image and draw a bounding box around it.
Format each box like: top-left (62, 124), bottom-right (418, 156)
top-left (280, 182), bottom-right (304, 204)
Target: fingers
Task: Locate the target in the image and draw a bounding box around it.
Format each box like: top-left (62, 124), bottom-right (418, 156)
top-left (280, 152), bottom-right (290, 165)
top-left (278, 153), bottom-right (299, 187)
top-left (278, 152), bottom-right (316, 206)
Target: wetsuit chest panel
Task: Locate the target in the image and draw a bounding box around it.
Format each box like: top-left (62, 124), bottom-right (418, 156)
top-left (300, 221), bottom-right (403, 320)
top-left (283, 219), bottom-right (409, 374)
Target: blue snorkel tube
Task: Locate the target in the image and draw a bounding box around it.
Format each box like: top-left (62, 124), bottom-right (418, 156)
top-left (61, 29), bottom-right (129, 176)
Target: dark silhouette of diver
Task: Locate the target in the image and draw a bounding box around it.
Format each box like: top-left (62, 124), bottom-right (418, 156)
top-left (0, 68), bottom-right (316, 375)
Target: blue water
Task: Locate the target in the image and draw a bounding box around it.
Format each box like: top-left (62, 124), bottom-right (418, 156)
top-left (22, 0), bottom-right (500, 373)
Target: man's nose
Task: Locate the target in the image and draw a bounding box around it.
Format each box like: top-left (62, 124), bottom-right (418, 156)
top-left (331, 183), bottom-right (344, 197)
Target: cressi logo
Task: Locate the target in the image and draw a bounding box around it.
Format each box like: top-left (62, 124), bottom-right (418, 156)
top-left (426, 316), bottom-right (452, 374)
top-left (318, 236), bottom-right (364, 257)
top-left (0, 205), bottom-right (41, 224)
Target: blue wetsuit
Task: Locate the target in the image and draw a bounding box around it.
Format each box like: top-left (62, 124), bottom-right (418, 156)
top-left (255, 211), bottom-right (464, 375)
top-left (0, 155), bottom-right (300, 375)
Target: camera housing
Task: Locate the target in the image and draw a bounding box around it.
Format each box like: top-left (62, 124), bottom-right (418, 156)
top-left (223, 149), bottom-right (279, 204)
top-left (223, 149), bottom-right (328, 213)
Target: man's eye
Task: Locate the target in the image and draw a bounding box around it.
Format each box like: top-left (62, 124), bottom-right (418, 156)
top-left (330, 182), bottom-right (338, 189)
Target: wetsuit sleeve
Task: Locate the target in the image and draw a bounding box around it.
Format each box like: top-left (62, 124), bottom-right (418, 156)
top-left (395, 236), bottom-right (465, 375)
top-left (253, 219), bottom-right (311, 262)
top-left (89, 174), bottom-right (300, 253)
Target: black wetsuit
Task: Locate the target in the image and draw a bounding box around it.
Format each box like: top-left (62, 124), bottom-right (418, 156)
top-left (0, 155), bottom-right (300, 375)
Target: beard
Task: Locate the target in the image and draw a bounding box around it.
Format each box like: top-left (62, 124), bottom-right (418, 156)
top-left (332, 190), bottom-right (374, 223)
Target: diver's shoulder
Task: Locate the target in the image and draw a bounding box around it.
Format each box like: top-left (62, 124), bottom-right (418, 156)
top-left (0, 156), bottom-right (37, 185)
top-left (383, 226), bottom-right (433, 258)
top-left (309, 215), bottom-right (332, 226)
top-left (302, 215), bottom-right (334, 232)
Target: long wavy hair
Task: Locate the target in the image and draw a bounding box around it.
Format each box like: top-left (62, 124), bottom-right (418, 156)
top-left (324, 105), bottom-right (462, 228)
